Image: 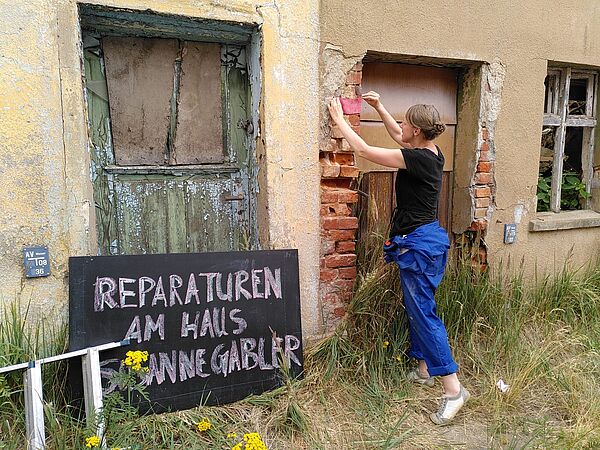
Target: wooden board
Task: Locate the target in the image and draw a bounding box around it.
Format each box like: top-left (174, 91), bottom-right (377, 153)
top-left (361, 63), bottom-right (458, 124)
top-left (68, 250), bottom-right (303, 413)
top-left (173, 42), bottom-right (224, 164)
top-left (356, 122), bottom-right (455, 172)
top-left (111, 174), bottom-right (244, 255)
top-left (103, 37), bottom-right (176, 165)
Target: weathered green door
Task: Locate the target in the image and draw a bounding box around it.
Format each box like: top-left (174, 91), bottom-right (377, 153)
top-left (83, 36), bottom-right (255, 255)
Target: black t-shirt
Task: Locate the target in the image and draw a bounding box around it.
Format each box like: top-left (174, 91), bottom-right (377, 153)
top-left (390, 146), bottom-right (444, 237)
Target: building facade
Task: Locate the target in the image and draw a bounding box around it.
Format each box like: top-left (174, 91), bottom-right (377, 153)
top-left (1, 1), bottom-right (599, 337)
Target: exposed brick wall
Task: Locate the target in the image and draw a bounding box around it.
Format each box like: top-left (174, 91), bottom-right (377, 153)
top-left (319, 62), bottom-right (362, 328)
top-left (465, 125), bottom-right (494, 268)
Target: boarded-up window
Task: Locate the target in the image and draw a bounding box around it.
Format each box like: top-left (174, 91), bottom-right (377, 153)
top-left (103, 37), bottom-right (223, 166)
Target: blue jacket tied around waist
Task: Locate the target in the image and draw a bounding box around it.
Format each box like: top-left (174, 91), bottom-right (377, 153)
top-left (383, 221), bottom-right (450, 289)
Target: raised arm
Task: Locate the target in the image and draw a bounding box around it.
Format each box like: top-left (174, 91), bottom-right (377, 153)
top-left (328, 98), bottom-right (406, 169)
top-left (362, 91), bottom-right (405, 146)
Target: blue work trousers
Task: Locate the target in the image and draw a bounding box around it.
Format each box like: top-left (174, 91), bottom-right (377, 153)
top-left (398, 265), bottom-right (458, 376)
top-left (384, 221), bottom-right (458, 377)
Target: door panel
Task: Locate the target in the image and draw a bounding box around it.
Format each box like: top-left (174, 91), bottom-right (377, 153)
top-left (361, 63), bottom-right (458, 124)
top-left (174, 42), bottom-right (224, 164)
top-left (113, 175), bottom-right (245, 254)
top-left (103, 37), bottom-right (176, 165)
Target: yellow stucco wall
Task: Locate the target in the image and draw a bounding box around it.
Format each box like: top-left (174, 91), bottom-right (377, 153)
top-left (0, 1), bottom-right (322, 335)
top-left (320, 0), bottom-right (600, 275)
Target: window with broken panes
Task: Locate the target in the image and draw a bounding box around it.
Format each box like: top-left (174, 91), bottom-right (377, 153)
top-left (538, 68), bottom-right (598, 212)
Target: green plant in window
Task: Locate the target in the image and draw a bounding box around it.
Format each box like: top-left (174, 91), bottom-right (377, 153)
top-left (537, 171), bottom-right (590, 212)
top-left (537, 175), bottom-right (551, 211)
top-left (561, 172), bottom-right (590, 210)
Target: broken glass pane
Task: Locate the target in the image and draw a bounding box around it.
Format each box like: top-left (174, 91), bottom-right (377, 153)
top-left (544, 74), bottom-right (558, 115)
top-left (561, 127), bottom-right (586, 210)
top-left (568, 78), bottom-right (588, 116)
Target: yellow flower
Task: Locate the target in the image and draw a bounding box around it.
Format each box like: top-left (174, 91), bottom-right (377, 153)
top-left (243, 432), bottom-right (268, 450)
top-left (123, 350), bottom-right (149, 372)
top-left (231, 444), bottom-right (243, 450)
top-left (394, 354), bottom-right (402, 362)
top-left (196, 417), bottom-right (212, 432)
top-left (227, 432), bottom-right (237, 439)
top-left (85, 435), bottom-right (101, 448)
top-left (382, 340), bottom-right (390, 349)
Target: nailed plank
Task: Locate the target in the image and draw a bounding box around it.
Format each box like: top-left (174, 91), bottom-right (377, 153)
top-left (103, 37), bottom-right (176, 165)
top-left (173, 42), bottom-right (224, 164)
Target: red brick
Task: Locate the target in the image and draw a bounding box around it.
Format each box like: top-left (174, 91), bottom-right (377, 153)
top-left (474, 172), bottom-right (492, 185)
top-left (338, 189), bottom-right (359, 203)
top-left (479, 151), bottom-right (491, 162)
top-left (346, 114), bottom-right (360, 127)
top-left (331, 153), bottom-right (355, 165)
top-left (320, 203), bottom-right (351, 216)
top-left (322, 188), bottom-right (358, 204)
top-left (339, 165), bottom-right (360, 178)
top-left (327, 229), bottom-right (357, 241)
top-left (346, 70), bottom-right (362, 85)
top-left (477, 161), bottom-right (493, 173)
top-left (474, 186), bottom-right (491, 198)
top-left (336, 240), bottom-right (356, 253)
top-left (322, 216), bottom-right (359, 230)
top-left (324, 254), bottom-right (357, 268)
top-left (332, 306), bottom-right (347, 319)
top-left (339, 266), bottom-right (357, 279)
top-left (481, 128), bottom-right (489, 141)
top-left (321, 188), bottom-right (339, 203)
top-left (320, 161), bottom-right (340, 178)
top-left (321, 178), bottom-right (352, 189)
top-left (475, 197), bottom-right (490, 208)
top-left (474, 207), bottom-right (488, 219)
top-left (480, 141), bottom-right (490, 152)
top-left (467, 219), bottom-right (487, 231)
top-left (320, 268), bottom-right (339, 282)
top-left (353, 62), bottom-right (363, 71)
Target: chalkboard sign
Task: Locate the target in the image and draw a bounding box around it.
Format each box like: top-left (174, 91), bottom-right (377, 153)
top-left (69, 250), bottom-right (303, 413)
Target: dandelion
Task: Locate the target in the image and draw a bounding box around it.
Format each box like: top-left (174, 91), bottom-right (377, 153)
top-left (85, 435), bottom-right (101, 448)
top-left (123, 350), bottom-right (149, 372)
top-left (196, 417), bottom-right (212, 432)
top-left (382, 340), bottom-right (390, 349)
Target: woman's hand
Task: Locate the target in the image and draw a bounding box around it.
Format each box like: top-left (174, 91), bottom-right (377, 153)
top-left (328, 97), bottom-right (345, 124)
top-left (362, 91), bottom-right (381, 109)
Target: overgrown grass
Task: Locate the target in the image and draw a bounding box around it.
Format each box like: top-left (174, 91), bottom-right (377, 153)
top-left (1, 244), bottom-right (600, 449)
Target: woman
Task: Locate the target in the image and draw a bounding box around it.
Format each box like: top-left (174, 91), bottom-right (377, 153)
top-left (328, 91), bottom-right (469, 425)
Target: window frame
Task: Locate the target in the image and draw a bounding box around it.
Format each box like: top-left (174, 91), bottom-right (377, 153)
top-left (542, 67), bottom-right (597, 213)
